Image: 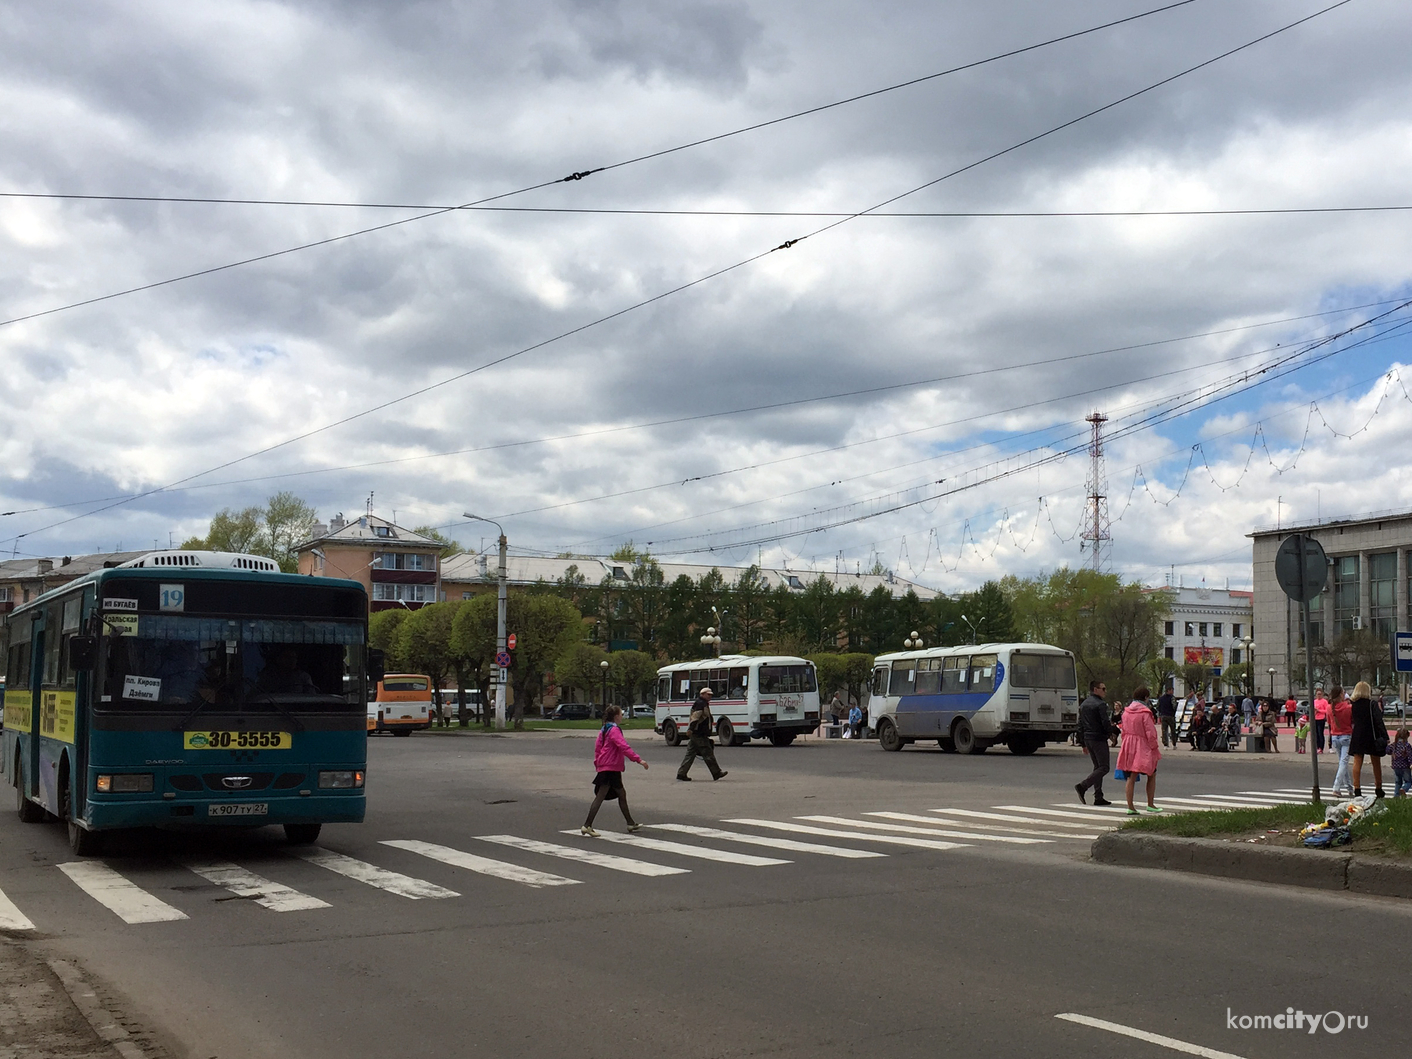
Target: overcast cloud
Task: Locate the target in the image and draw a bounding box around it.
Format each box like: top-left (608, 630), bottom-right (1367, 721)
top-left (3, 0), bottom-right (1411, 591)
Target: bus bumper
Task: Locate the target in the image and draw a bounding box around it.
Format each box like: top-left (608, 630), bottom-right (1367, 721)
top-left (84, 793), bottom-right (366, 830)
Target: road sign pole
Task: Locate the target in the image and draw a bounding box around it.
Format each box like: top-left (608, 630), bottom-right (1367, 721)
top-left (496, 531), bottom-right (508, 730)
top-left (1297, 534), bottom-right (1321, 803)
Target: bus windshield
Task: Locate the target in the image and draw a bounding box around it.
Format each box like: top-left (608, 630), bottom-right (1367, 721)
top-left (103, 616), bottom-right (364, 712)
top-left (758, 665), bottom-right (817, 694)
top-left (1009, 653), bottom-right (1076, 690)
top-left (383, 677), bottom-right (429, 693)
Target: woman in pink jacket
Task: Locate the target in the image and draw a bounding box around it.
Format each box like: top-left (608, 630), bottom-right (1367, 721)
top-left (1116, 685), bottom-right (1163, 815)
top-left (581, 705), bottom-right (649, 837)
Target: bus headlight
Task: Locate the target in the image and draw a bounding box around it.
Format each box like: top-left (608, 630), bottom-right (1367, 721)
top-left (318, 770), bottom-right (365, 789)
top-left (96, 774), bottom-right (153, 793)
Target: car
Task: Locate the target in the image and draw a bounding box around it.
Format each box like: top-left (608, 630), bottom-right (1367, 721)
top-left (550, 703), bottom-right (593, 720)
top-left (630, 703), bottom-right (656, 719)
top-left (1382, 699), bottom-right (1408, 718)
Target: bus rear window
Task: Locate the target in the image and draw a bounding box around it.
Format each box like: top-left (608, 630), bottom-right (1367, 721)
top-left (382, 678), bottom-right (429, 692)
top-left (759, 665), bottom-right (816, 694)
top-left (1009, 653), bottom-right (1076, 690)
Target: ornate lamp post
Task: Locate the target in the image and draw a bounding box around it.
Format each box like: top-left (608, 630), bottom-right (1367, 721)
top-left (700, 626), bottom-right (722, 657)
top-left (903, 631), bottom-right (923, 649)
top-left (600, 658), bottom-right (610, 716)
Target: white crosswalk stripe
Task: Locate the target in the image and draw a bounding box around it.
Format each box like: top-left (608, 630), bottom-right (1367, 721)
top-left (726, 818), bottom-right (970, 851)
top-left (928, 808), bottom-right (1105, 830)
top-left (382, 839), bottom-right (579, 888)
top-left (647, 823), bottom-right (887, 859)
top-left (997, 806), bottom-right (1121, 821)
top-left (799, 815), bottom-right (1048, 844)
top-left (57, 862), bottom-right (189, 924)
top-left (0, 885), bottom-right (36, 931)
top-left (1049, 803), bottom-right (1133, 815)
top-left (291, 847), bottom-right (460, 899)
top-left (479, 835), bottom-right (689, 877)
top-left (1234, 792), bottom-right (1311, 802)
top-left (183, 861), bottom-right (331, 912)
top-left (869, 812), bottom-right (1101, 840)
top-left (561, 830), bottom-right (789, 866)
top-left (1151, 798), bottom-right (1282, 810)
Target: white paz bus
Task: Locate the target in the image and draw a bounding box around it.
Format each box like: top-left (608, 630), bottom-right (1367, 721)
top-left (654, 655), bottom-right (821, 747)
top-left (868, 642), bottom-right (1079, 755)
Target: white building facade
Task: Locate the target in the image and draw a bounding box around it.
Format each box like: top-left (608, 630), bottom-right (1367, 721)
top-left (1157, 585), bottom-right (1254, 696)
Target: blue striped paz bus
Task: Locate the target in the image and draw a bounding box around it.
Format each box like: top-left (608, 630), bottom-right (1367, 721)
top-left (3, 551), bottom-right (381, 855)
top-left (867, 642), bottom-right (1079, 755)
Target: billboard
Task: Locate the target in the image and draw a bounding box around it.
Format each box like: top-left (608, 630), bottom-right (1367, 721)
top-left (1183, 646), bottom-right (1224, 666)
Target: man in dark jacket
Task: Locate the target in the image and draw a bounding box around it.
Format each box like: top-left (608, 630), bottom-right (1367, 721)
top-left (1156, 686), bottom-right (1177, 747)
top-left (1074, 680), bottom-right (1113, 805)
top-left (677, 687), bottom-right (727, 781)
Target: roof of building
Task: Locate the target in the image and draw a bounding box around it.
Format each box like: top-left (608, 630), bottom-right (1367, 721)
top-left (298, 513), bottom-right (440, 550)
top-left (439, 552), bottom-right (939, 599)
top-left (0, 551), bottom-right (147, 582)
top-left (1249, 507), bottom-right (1412, 537)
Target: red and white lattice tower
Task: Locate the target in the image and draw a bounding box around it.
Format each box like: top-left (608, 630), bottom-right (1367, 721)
top-left (1082, 411), bottom-right (1110, 571)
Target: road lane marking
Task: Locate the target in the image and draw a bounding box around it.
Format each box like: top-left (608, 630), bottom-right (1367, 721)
top-left (928, 808), bottom-right (1105, 829)
top-left (799, 815), bottom-right (1047, 844)
top-left (869, 812), bottom-right (1100, 840)
top-left (1239, 791), bottom-right (1311, 800)
top-left (291, 847), bottom-right (459, 899)
top-left (726, 819), bottom-right (970, 851)
top-left (478, 835), bottom-right (689, 877)
top-left (998, 806), bottom-right (1133, 821)
top-left (1151, 798), bottom-right (1286, 810)
top-left (561, 831), bottom-right (788, 866)
top-left (1056, 1013), bottom-right (1248, 1058)
top-left (57, 862), bottom-right (189, 924)
top-left (381, 840), bottom-right (579, 888)
top-left (183, 861), bottom-right (331, 912)
top-left (0, 885), bottom-right (35, 930)
top-left (1200, 794), bottom-right (1304, 804)
top-left (1047, 803), bottom-right (1138, 814)
top-left (647, 823), bottom-right (886, 859)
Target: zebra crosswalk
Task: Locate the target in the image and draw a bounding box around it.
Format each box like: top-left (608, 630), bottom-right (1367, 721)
top-left (0, 788), bottom-right (1310, 930)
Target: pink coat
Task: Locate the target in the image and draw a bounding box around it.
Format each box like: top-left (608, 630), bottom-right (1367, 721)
top-left (593, 723), bottom-right (643, 772)
top-left (1116, 703), bottom-right (1161, 775)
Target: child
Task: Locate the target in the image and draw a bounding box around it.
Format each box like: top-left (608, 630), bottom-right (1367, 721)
top-left (1295, 716), bottom-right (1309, 754)
top-left (581, 705), bottom-right (649, 836)
top-left (1391, 729), bottom-right (1412, 798)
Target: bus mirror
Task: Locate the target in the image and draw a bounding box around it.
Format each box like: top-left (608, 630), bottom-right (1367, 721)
top-left (68, 635), bottom-right (98, 671)
top-left (367, 648), bottom-right (386, 684)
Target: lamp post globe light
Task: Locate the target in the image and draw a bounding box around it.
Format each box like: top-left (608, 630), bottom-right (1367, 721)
top-left (600, 659), bottom-right (610, 716)
top-left (960, 613), bottom-right (978, 645)
top-left (1267, 666), bottom-right (1276, 697)
top-left (1241, 635), bottom-right (1255, 698)
top-left (465, 512), bottom-right (508, 729)
top-left (903, 631), bottom-right (923, 649)
top-left (700, 626), bottom-right (722, 657)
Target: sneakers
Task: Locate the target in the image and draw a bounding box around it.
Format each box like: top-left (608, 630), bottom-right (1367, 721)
top-left (1093, 796), bottom-right (1113, 806)
top-left (1075, 783), bottom-right (1087, 805)
top-left (1145, 805), bottom-right (1164, 813)
top-left (627, 823), bottom-right (642, 833)
top-left (580, 825), bottom-right (600, 837)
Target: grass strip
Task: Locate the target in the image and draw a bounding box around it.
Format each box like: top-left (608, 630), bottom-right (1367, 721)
top-left (1122, 798), bottom-right (1412, 856)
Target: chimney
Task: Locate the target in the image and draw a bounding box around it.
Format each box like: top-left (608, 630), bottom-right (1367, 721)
top-left (61, 556), bottom-right (72, 566)
top-left (37, 559), bottom-right (53, 574)
top-left (330, 513), bottom-right (345, 532)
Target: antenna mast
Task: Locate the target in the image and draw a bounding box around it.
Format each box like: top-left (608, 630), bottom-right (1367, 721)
top-left (1082, 411), bottom-right (1110, 571)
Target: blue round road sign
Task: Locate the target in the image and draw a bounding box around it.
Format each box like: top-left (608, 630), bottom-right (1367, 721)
top-left (495, 650), bottom-right (512, 668)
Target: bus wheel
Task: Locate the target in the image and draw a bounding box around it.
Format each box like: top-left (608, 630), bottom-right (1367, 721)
top-left (717, 719), bottom-right (736, 747)
top-left (663, 719), bottom-right (681, 746)
top-left (951, 719), bottom-right (979, 755)
top-left (878, 719), bottom-right (903, 752)
top-left (61, 783), bottom-right (103, 856)
top-left (1007, 736), bottom-right (1039, 756)
top-left (15, 757), bottom-right (44, 823)
top-left (937, 738), bottom-right (956, 753)
top-left (285, 824), bottom-right (322, 845)
top-left (769, 730), bottom-right (796, 747)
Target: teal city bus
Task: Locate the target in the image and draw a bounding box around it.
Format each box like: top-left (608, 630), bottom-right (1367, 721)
top-left (3, 551), bottom-right (379, 855)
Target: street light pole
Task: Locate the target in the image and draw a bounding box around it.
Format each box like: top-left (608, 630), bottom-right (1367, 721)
top-left (700, 626), bottom-right (722, 657)
top-left (465, 513), bottom-right (508, 730)
top-left (600, 659), bottom-right (610, 716)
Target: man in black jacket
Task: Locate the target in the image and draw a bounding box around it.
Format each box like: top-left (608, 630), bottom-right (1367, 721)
top-left (1074, 680), bottom-right (1113, 805)
top-left (1156, 686), bottom-right (1177, 747)
top-left (677, 687), bottom-right (727, 781)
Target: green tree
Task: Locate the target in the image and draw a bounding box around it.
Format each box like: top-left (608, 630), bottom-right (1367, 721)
top-left (506, 594), bottom-right (585, 727)
top-left (731, 566), bottom-right (770, 652)
top-left (449, 595), bottom-right (499, 727)
top-left (368, 609), bottom-right (410, 672)
top-left (609, 649), bottom-right (658, 706)
top-left (396, 602), bottom-right (462, 714)
top-left (796, 576), bottom-right (841, 653)
top-left (182, 491), bottom-right (317, 572)
top-left (556, 642), bottom-right (610, 709)
top-left (412, 526), bottom-right (465, 559)
top-left (956, 581), bottom-right (1016, 643)
top-left (181, 506), bottom-right (263, 554)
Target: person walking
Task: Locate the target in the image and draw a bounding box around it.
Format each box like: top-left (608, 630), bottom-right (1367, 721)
top-left (1240, 692), bottom-right (1256, 733)
top-left (1390, 729), bottom-right (1412, 798)
top-left (828, 691), bottom-right (846, 725)
top-left (1117, 684), bottom-right (1163, 815)
top-left (1348, 680), bottom-right (1389, 798)
top-left (581, 705), bottom-right (648, 836)
top-left (1284, 695), bottom-right (1297, 729)
top-left (677, 687), bottom-right (726, 781)
top-left (1259, 699), bottom-right (1280, 753)
top-left (1074, 680), bottom-right (1113, 806)
top-left (1313, 689), bottom-right (1331, 753)
top-left (1157, 686), bottom-right (1177, 748)
top-left (1328, 685), bottom-right (1353, 796)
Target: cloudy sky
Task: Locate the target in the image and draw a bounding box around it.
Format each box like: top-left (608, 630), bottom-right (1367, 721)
top-left (3, 0), bottom-right (1411, 592)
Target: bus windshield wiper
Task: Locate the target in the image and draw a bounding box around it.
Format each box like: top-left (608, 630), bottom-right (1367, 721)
top-left (244, 693), bottom-right (308, 732)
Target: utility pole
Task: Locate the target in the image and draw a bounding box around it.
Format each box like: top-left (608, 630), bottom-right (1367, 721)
top-left (465, 512), bottom-right (509, 729)
top-left (1082, 411), bottom-right (1110, 571)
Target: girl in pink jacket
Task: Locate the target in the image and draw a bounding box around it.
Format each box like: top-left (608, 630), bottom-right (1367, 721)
top-left (1116, 685), bottom-right (1163, 815)
top-left (581, 705), bottom-right (649, 837)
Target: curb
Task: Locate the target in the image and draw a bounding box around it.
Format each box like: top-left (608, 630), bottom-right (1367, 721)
top-left (1091, 831), bottom-right (1412, 899)
top-left (47, 958), bottom-right (150, 1059)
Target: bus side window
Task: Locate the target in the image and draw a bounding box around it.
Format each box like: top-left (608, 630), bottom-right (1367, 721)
top-left (675, 677), bottom-right (693, 701)
top-left (709, 669), bottom-right (730, 697)
top-left (657, 677), bottom-right (670, 702)
top-left (871, 667), bottom-right (887, 696)
top-left (969, 654), bottom-right (997, 691)
top-left (7, 630), bottom-right (32, 690)
top-left (914, 658), bottom-right (941, 694)
top-left (728, 667), bottom-right (748, 699)
top-left (941, 656), bottom-right (967, 694)
top-left (888, 663), bottom-right (915, 696)
top-left (42, 602), bottom-right (65, 686)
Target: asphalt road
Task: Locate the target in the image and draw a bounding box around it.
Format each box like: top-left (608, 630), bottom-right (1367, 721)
top-left (0, 731), bottom-right (1401, 1059)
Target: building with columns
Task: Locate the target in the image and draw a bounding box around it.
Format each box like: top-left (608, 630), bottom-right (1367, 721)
top-left (1251, 509), bottom-right (1412, 696)
top-left (1153, 584), bottom-right (1254, 697)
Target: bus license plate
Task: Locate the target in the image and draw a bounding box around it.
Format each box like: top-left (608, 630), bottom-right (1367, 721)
top-left (207, 803), bottom-right (268, 817)
top-left (184, 731), bottom-right (292, 750)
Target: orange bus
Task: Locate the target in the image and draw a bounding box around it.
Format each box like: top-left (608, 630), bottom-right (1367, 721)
top-left (367, 674), bottom-right (433, 736)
